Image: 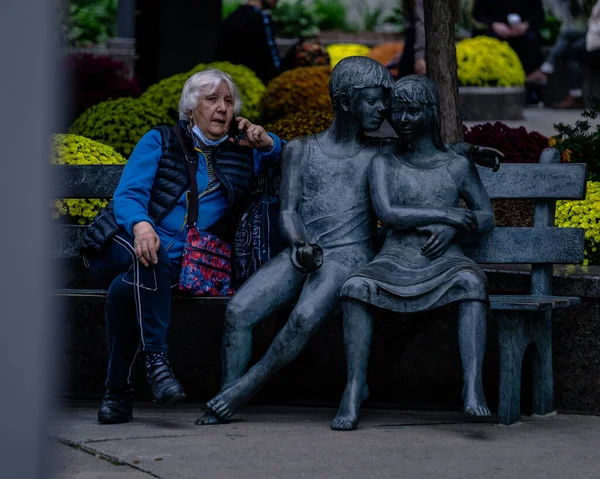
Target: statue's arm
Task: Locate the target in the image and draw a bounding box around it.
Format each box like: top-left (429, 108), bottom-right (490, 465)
top-left (451, 156), bottom-right (495, 234)
top-left (449, 141), bottom-right (502, 172)
top-left (279, 138), bottom-right (308, 246)
top-left (369, 154), bottom-right (475, 231)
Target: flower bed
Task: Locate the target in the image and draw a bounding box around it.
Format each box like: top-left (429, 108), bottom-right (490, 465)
top-left (51, 134), bottom-right (126, 224)
top-left (456, 36), bottom-right (526, 121)
top-left (556, 182), bottom-right (600, 265)
top-left (261, 66), bottom-right (332, 123)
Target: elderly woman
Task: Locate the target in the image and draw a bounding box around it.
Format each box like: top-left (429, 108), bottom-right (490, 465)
top-left (81, 69), bottom-right (283, 424)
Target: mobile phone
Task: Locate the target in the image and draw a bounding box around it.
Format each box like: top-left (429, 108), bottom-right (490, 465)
top-left (228, 121), bottom-right (246, 140)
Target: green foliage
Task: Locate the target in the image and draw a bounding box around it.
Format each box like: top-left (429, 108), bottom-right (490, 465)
top-left (222, 0), bottom-right (241, 19)
top-left (50, 134), bottom-right (126, 224)
top-left (382, 5), bottom-right (404, 32)
top-left (66, 0), bottom-right (118, 47)
top-left (540, 11), bottom-right (562, 46)
top-left (272, 0), bottom-right (320, 38)
top-left (553, 98), bottom-right (600, 181)
top-left (141, 63), bottom-right (265, 124)
top-left (69, 97), bottom-right (172, 157)
top-left (360, 3), bottom-right (385, 32)
top-left (140, 73), bottom-right (191, 122)
top-left (313, 0), bottom-right (350, 32)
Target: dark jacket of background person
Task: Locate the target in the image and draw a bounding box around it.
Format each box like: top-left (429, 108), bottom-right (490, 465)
top-left (473, 0), bottom-right (545, 74)
top-left (472, 0), bottom-right (545, 31)
top-left (214, 5), bottom-right (281, 84)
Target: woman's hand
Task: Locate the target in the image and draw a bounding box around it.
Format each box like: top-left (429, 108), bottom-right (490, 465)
top-left (230, 117), bottom-right (274, 151)
top-left (414, 58), bottom-right (427, 75)
top-left (444, 208), bottom-right (478, 232)
top-left (133, 221), bottom-right (160, 267)
top-left (510, 22), bottom-right (529, 37)
top-left (418, 224), bottom-right (457, 260)
top-left (491, 22), bottom-right (512, 39)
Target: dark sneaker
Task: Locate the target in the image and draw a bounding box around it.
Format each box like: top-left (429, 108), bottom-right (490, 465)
top-left (145, 353), bottom-right (186, 405)
top-left (552, 95), bottom-right (585, 109)
top-left (98, 389), bottom-right (133, 424)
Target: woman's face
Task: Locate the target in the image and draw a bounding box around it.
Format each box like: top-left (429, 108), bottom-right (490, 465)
top-left (190, 82), bottom-right (234, 140)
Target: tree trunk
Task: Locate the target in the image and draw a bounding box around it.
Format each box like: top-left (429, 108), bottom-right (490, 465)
top-left (423, 0), bottom-right (463, 143)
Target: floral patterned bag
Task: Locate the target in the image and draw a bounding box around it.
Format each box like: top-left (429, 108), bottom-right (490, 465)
top-left (172, 125), bottom-right (235, 297)
top-left (179, 227), bottom-right (235, 297)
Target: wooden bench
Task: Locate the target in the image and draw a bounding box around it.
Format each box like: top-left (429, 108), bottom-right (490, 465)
top-left (53, 147), bottom-right (587, 425)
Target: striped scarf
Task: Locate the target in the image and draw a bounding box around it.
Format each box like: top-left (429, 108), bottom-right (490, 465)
top-left (191, 132), bottom-right (221, 192)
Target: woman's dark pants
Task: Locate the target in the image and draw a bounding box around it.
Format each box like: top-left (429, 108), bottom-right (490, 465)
top-left (86, 232), bottom-right (181, 390)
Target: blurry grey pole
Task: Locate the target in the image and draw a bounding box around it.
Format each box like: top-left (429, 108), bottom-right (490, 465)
top-left (117, 0), bottom-right (136, 38)
top-left (0, 0), bottom-right (58, 478)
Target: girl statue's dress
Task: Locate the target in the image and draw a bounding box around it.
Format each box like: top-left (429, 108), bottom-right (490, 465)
top-left (341, 151), bottom-right (488, 312)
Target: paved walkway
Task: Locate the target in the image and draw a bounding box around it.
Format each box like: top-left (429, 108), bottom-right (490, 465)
top-left (373, 106), bottom-right (600, 139)
top-left (50, 403), bottom-right (600, 479)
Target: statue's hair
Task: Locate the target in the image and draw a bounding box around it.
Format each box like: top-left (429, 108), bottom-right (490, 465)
top-left (392, 75), bottom-right (447, 152)
top-left (329, 56), bottom-right (393, 110)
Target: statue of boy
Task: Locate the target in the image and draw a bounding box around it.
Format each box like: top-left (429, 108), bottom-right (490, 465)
top-left (331, 75), bottom-right (495, 431)
top-left (197, 56), bottom-right (393, 425)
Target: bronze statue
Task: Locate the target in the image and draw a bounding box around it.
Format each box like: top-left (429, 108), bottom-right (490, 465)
top-left (197, 57), bottom-right (394, 425)
top-left (331, 75), bottom-right (495, 431)
top-left (197, 58), bottom-right (501, 426)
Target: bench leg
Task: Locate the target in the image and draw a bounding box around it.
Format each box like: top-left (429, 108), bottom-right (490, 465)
top-left (497, 312), bottom-right (531, 425)
top-left (531, 311), bottom-right (555, 417)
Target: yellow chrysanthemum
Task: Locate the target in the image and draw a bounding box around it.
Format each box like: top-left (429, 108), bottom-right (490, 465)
top-left (51, 134), bottom-right (126, 224)
top-left (456, 36), bottom-right (525, 87)
top-left (326, 43), bottom-right (372, 68)
top-left (556, 181), bottom-right (600, 265)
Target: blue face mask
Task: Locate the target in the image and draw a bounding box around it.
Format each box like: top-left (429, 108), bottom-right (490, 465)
top-left (191, 124), bottom-right (229, 147)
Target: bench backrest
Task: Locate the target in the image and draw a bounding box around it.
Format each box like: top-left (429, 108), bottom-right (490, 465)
top-left (52, 148), bottom-right (588, 296)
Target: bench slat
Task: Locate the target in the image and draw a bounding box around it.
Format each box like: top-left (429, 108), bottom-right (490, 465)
top-left (53, 163), bottom-right (588, 201)
top-left (55, 225), bottom-right (585, 264)
top-left (51, 288), bottom-right (231, 305)
top-left (54, 225), bottom-right (85, 259)
top-left (53, 165), bottom-right (123, 199)
top-left (476, 163), bottom-right (587, 199)
top-left (462, 227), bottom-right (584, 264)
top-left (489, 294), bottom-right (581, 311)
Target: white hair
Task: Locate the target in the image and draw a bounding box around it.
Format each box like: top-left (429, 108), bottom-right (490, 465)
top-left (178, 69), bottom-right (243, 122)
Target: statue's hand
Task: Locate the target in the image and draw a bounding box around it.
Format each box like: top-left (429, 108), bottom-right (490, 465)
top-left (291, 242), bottom-right (324, 274)
top-left (418, 224), bottom-right (457, 260)
top-left (445, 208), bottom-right (478, 232)
top-left (471, 146), bottom-right (503, 172)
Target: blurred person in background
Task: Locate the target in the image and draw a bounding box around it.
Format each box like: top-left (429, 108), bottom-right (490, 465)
top-left (215, 0), bottom-right (281, 84)
top-left (472, 0), bottom-right (546, 77)
top-left (528, 0), bottom-right (598, 108)
top-left (387, 0), bottom-right (427, 78)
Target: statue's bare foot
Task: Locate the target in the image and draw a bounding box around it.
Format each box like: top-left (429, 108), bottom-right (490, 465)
top-left (195, 408), bottom-right (226, 426)
top-left (331, 382), bottom-right (370, 431)
top-left (206, 381), bottom-right (250, 422)
top-left (463, 382), bottom-right (490, 417)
